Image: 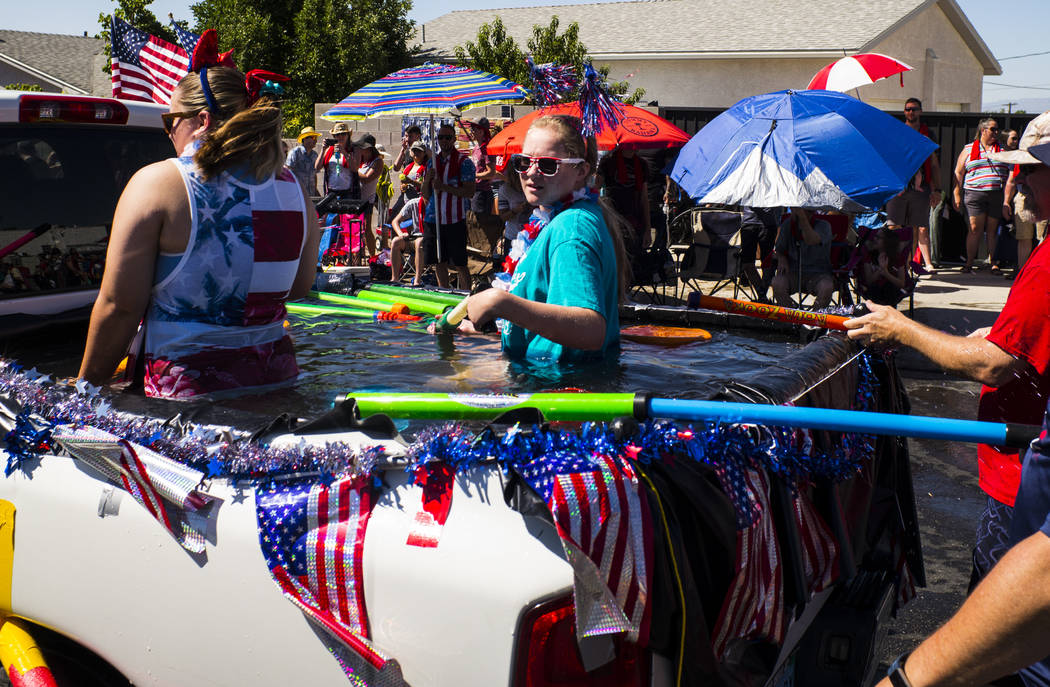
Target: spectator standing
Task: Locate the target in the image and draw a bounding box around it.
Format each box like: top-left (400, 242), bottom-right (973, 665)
top-left (638, 147), bottom-right (677, 250)
top-left (356, 135), bottom-right (383, 257)
top-left (392, 124), bottom-right (423, 172)
top-left (496, 167), bottom-right (533, 260)
top-left (771, 208), bottom-right (835, 309)
top-left (848, 113), bottom-right (1050, 605)
top-left (420, 123), bottom-right (475, 288)
top-left (315, 121), bottom-right (359, 196)
top-left (954, 117), bottom-right (1011, 274)
top-left (886, 97), bottom-right (942, 271)
top-left (869, 112), bottom-right (1050, 687)
top-left (1002, 113), bottom-right (1050, 273)
top-left (1006, 129), bottom-right (1021, 150)
top-left (598, 146), bottom-right (650, 271)
top-left (286, 126), bottom-right (320, 196)
top-left (388, 141), bottom-right (428, 220)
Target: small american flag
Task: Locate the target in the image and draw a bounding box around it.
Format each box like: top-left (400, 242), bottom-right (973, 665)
top-left (257, 477), bottom-right (408, 685)
top-left (712, 467), bottom-right (786, 658)
top-left (168, 19), bottom-right (201, 58)
top-left (110, 16), bottom-right (189, 104)
top-left (548, 453), bottom-right (652, 644)
top-left (793, 491), bottom-right (839, 595)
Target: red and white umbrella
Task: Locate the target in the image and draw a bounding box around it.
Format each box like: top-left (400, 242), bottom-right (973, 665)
top-left (807, 53), bottom-right (912, 92)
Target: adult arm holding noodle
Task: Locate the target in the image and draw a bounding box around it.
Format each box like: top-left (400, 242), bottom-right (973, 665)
top-left (844, 301), bottom-right (1028, 386)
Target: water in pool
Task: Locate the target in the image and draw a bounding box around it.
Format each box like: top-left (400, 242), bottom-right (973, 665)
top-left (3, 314), bottom-right (801, 423)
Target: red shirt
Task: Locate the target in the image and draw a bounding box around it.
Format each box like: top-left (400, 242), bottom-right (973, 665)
top-left (978, 238), bottom-right (1050, 505)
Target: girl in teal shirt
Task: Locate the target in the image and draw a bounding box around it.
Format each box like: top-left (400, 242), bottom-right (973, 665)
top-left (462, 115), bottom-right (630, 362)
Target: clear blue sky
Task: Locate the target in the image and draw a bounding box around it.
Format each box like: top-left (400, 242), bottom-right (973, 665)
top-left (5, 0), bottom-right (1048, 113)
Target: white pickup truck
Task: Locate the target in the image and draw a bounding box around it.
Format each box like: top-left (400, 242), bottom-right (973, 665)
top-left (0, 90), bottom-right (921, 687)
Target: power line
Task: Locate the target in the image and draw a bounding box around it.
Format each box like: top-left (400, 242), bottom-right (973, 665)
top-left (984, 81), bottom-right (1050, 91)
top-left (997, 49), bottom-right (1050, 61)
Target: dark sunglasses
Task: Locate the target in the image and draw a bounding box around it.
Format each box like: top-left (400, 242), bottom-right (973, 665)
top-left (987, 127), bottom-right (1001, 133)
top-left (510, 154), bottom-right (585, 176)
top-left (904, 107), bottom-right (921, 112)
top-left (436, 134), bottom-right (455, 140)
top-left (161, 111), bottom-right (199, 134)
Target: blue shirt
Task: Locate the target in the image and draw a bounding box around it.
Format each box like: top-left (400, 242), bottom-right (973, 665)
top-left (1007, 399), bottom-right (1050, 686)
top-left (500, 199), bottom-right (619, 362)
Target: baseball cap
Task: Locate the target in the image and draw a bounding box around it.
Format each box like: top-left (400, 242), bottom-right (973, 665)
top-left (989, 110), bottom-right (1050, 165)
top-left (409, 140), bottom-right (426, 152)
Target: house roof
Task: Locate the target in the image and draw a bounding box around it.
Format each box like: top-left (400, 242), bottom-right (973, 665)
top-left (418, 0), bottom-right (1001, 75)
top-left (0, 30), bottom-right (108, 95)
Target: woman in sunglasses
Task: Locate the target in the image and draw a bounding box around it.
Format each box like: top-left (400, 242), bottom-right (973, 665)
top-left (460, 115), bottom-right (630, 362)
top-left (78, 61), bottom-right (320, 399)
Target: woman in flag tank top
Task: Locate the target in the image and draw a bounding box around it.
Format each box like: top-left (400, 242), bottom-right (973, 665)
top-left (459, 115), bottom-right (631, 362)
top-left (953, 118), bottom-right (1011, 274)
top-left (78, 51), bottom-right (320, 399)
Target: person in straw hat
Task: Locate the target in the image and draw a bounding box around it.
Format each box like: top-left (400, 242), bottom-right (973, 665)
top-left (315, 121), bottom-right (359, 196)
top-left (286, 125), bottom-right (321, 196)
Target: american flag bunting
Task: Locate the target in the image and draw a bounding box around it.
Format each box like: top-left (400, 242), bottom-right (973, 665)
top-left (712, 467), bottom-right (786, 658)
top-left (256, 477), bottom-right (409, 686)
top-left (548, 453), bottom-right (652, 644)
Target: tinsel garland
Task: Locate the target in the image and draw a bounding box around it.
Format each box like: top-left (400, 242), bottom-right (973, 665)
top-left (0, 360), bottom-right (380, 482)
top-left (405, 353), bottom-right (880, 527)
top-left (1, 353), bottom-right (880, 528)
top-left (525, 55), bottom-right (578, 108)
top-left (578, 62), bottom-right (625, 137)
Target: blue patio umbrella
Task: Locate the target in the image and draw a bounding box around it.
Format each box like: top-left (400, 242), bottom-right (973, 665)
top-left (670, 89), bottom-right (939, 212)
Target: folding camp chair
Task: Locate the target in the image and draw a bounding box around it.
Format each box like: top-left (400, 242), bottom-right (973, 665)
top-left (669, 207), bottom-right (757, 301)
top-left (779, 212), bottom-right (858, 310)
top-left (388, 197), bottom-right (427, 283)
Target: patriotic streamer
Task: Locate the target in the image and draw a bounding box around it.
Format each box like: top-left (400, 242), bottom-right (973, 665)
top-left (51, 425), bottom-right (212, 553)
top-left (578, 62), bottom-right (625, 137)
top-left (257, 476), bottom-right (409, 686)
top-left (548, 453), bottom-right (652, 643)
top-left (711, 467), bottom-right (786, 658)
top-left (525, 56), bottom-right (578, 107)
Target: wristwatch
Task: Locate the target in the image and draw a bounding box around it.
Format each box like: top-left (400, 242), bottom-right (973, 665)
top-left (888, 652), bottom-right (913, 687)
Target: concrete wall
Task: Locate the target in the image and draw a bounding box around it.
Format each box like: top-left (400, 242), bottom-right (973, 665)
top-left (863, 2), bottom-right (984, 112)
top-left (595, 2), bottom-right (985, 112)
top-left (599, 56), bottom-right (831, 109)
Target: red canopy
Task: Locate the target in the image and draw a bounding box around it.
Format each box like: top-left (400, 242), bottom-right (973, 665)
top-left (488, 101), bottom-right (690, 171)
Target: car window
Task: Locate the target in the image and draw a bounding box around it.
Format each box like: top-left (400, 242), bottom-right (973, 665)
top-left (0, 124), bottom-right (169, 299)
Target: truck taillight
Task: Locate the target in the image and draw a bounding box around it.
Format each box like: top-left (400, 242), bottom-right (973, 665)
top-left (512, 594), bottom-right (648, 687)
top-left (19, 95), bottom-right (129, 125)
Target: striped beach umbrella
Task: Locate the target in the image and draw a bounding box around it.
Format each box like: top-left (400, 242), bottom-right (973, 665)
top-left (807, 53), bottom-right (912, 93)
top-left (322, 63), bottom-right (528, 120)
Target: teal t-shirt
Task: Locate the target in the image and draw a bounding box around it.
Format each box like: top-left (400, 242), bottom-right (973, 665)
top-left (500, 199), bottom-right (620, 362)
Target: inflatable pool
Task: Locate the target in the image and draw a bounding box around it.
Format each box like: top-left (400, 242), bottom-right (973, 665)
top-left (0, 296), bottom-right (921, 687)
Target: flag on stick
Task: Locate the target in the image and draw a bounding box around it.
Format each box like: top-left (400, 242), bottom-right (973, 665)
top-left (109, 16), bottom-right (189, 104)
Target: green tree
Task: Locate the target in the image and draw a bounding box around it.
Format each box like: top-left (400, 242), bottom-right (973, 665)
top-left (4, 83), bottom-right (44, 92)
top-left (96, 0), bottom-right (188, 73)
top-left (97, 0), bottom-right (416, 135)
top-left (454, 16), bottom-right (644, 105)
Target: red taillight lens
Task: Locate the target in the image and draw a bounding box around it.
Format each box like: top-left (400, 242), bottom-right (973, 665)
top-left (19, 95), bottom-right (129, 125)
top-left (512, 594), bottom-right (648, 687)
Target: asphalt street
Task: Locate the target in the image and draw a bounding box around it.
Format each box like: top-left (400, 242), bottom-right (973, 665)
top-left (872, 371), bottom-right (990, 684)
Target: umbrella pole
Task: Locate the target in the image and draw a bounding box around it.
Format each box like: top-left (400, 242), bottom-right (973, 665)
top-left (430, 114), bottom-right (445, 264)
